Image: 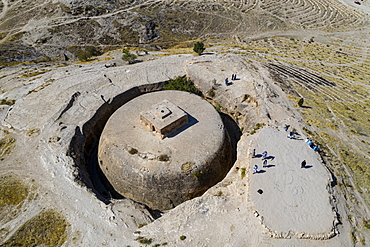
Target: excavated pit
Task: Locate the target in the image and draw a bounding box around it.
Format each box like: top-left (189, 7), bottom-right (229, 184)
top-left (67, 83), bottom-right (241, 211)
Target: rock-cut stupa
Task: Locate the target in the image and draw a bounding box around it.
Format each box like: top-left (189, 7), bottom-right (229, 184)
top-left (98, 90), bottom-right (233, 210)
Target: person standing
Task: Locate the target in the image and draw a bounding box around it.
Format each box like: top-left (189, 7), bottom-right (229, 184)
top-left (262, 151), bottom-right (268, 159)
top-left (253, 165), bottom-right (259, 174)
top-left (288, 131), bottom-right (294, 139)
top-left (301, 160), bottom-right (306, 168)
top-left (263, 159), bottom-right (267, 167)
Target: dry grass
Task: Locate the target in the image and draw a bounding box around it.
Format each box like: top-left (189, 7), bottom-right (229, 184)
top-left (2, 209), bottom-right (68, 247)
top-left (0, 137), bottom-right (15, 160)
top-left (0, 175), bottom-right (30, 207)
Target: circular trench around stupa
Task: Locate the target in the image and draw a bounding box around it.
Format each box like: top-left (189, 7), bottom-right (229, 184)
top-left (98, 90), bottom-right (234, 210)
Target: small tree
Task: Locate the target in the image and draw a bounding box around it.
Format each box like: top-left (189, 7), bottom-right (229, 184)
top-left (163, 76), bottom-right (202, 96)
top-left (122, 48), bottom-right (137, 64)
top-left (298, 98), bottom-right (304, 107)
top-left (193, 42), bottom-right (205, 55)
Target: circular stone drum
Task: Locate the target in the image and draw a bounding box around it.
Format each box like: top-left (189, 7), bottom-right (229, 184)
top-left (98, 90), bottom-right (233, 210)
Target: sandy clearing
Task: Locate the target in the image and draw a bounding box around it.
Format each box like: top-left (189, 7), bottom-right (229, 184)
top-left (249, 127), bottom-right (335, 235)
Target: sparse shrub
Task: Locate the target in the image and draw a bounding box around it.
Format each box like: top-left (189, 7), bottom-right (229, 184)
top-left (193, 42), bottom-right (205, 55)
top-left (128, 148), bottom-right (138, 155)
top-left (0, 98), bottom-right (15, 105)
top-left (163, 76), bottom-right (202, 96)
top-left (137, 223), bottom-right (147, 228)
top-left (27, 128), bottom-right (40, 137)
top-left (180, 235), bottom-right (186, 240)
top-left (181, 162), bottom-right (195, 174)
top-left (135, 236), bottom-right (152, 245)
top-left (122, 48), bottom-right (137, 64)
top-left (363, 219), bottom-right (370, 230)
top-left (298, 98), bottom-right (304, 107)
top-left (207, 88), bottom-right (215, 98)
top-left (193, 171), bottom-right (202, 180)
top-left (0, 137), bottom-right (15, 160)
top-left (215, 191), bottom-right (223, 196)
top-left (158, 154), bottom-right (169, 162)
top-left (240, 168), bottom-right (246, 178)
top-left (212, 101), bottom-right (221, 112)
top-left (249, 122), bottom-right (265, 135)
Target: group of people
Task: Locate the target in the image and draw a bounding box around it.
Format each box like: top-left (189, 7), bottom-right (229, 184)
top-left (285, 124), bottom-right (320, 152)
top-left (285, 125), bottom-right (299, 139)
top-left (251, 124), bottom-right (318, 174)
top-left (252, 150), bottom-right (269, 174)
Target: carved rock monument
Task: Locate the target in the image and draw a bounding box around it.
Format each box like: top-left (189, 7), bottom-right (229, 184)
top-left (98, 90), bottom-right (233, 210)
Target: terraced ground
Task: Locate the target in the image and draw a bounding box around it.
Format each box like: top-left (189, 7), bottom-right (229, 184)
top-left (218, 36), bottom-right (370, 239)
top-left (0, 0), bottom-right (368, 63)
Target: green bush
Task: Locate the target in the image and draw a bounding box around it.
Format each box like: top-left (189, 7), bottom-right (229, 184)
top-left (240, 168), bottom-right (246, 178)
top-left (122, 48), bottom-right (137, 64)
top-left (76, 46), bottom-right (101, 61)
top-left (164, 76), bottom-right (202, 96)
top-left (193, 170), bottom-right (202, 180)
top-left (193, 42), bottom-right (205, 55)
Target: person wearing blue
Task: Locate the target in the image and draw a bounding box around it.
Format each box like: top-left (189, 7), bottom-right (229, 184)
top-left (263, 159), bottom-right (267, 167)
top-left (287, 131), bottom-right (294, 139)
top-left (252, 165), bottom-right (259, 174)
top-left (262, 151), bottom-right (268, 159)
top-left (305, 138), bottom-right (313, 146)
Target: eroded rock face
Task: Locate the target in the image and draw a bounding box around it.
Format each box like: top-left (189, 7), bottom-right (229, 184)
top-left (98, 90), bottom-right (233, 210)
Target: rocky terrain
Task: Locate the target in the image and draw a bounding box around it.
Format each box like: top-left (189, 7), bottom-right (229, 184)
top-left (0, 0), bottom-right (369, 246)
top-left (0, 0), bottom-right (369, 63)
